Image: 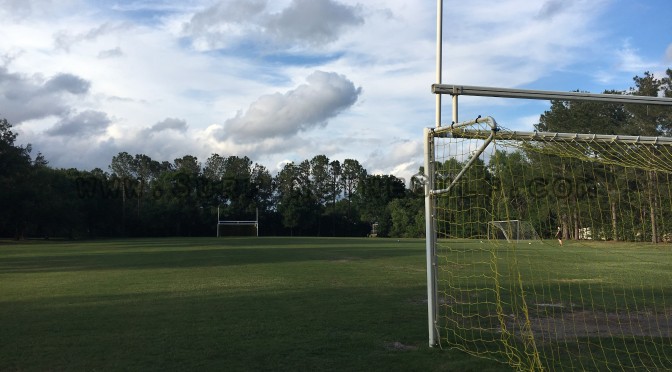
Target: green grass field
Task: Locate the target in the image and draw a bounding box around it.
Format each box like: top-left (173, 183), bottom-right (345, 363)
top-left (436, 239), bottom-right (672, 371)
top-left (0, 237), bottom-right (505, 371)
top-left (2, 238), bottom-right (670, 371)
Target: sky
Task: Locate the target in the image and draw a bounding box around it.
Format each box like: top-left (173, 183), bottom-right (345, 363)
top-left (1, 0), bottom-right (671, 183)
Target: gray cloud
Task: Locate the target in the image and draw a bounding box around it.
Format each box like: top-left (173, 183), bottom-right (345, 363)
top-left (0, 0), bottom-right (43, 19)
top-left (266, 0), bottom-right (363, 45)
top-left (183, 0), bottom-right (363, 50)
top-left (222, 71), bottom-right (360, 142)
top-left (147, 117), bottom-right (188, 134)
top-left (98, 47), bottom-right (123, 59)
top-left (27, 121), bottom-right (199, 171)
top-left (44, 73), bottom-right (91, 94)
top-left (537, 0), bottom-right (567, 20)
top-left (46, 110), bottom-right (112, 137)
top-left (185, 0), bottom-right (266, 33)
top-left (0, 67), bottom-right (91, 123)
top-left (1, 0), bottom-right (75, 20)
top-left (54, 22), bottom-right (128, 52)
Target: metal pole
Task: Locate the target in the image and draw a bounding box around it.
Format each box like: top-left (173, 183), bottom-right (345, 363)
top-left (431, 130), bottom-right (496, 196)
top-left (216, 206), bottom-right (219, 237)
top-left (441, 127), bottom-right (672, 146)
top-left (433, 84), bottom-right (672, 106)
top-left (425, 0), bottom-right (444, 347)
top-left (424, 128), bottom-right (439, 347)
top-left (435, 0), bottom-right (442, 128)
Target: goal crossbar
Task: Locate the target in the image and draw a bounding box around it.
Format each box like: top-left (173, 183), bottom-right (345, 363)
top-left (434, 127), bottom-right (672, 146)
top-left (429, 120), bottom-right (672, 176)
top-left (217, 221), bottom-right (257, 225)
top-left (433, 83), bottom-right (672, 106)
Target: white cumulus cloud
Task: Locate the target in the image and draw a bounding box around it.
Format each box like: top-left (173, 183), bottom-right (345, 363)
top-left (220, 70), bottom-right (361, 142)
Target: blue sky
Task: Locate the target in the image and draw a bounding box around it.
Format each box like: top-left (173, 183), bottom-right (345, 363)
top-left (1, 0), bottom-right (671, 182)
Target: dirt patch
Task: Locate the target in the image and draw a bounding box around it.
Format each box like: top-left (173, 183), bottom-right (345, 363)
top-left (330, 256), bottom-right (359, 263)
top-left (412, 296), bottom-right (452, 305)
top-left (506, 308), bottom-right (672, 340)
top-left (384, 341), bottom-right (418, 351)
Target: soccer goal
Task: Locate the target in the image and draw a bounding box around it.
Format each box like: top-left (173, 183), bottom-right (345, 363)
top-left (216, 208), bottom-right (259, 237)
top-left (423, 116), bottom-right (672, 370)
top-left (487, 220), bottom-right (540, 242)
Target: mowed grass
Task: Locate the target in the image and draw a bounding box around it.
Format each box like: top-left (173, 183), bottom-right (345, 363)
top-left (3, 238), bottom-right (670, 371)
top-left (0, 237), bottom-right (506, 372)
top-left (439, 239), bottom-right (672, 300)
top-left (437, 239), bottom-right (672, 370)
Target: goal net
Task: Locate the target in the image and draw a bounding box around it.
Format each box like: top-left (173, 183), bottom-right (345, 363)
top-left (425, 117), bottom-right (672, 370)
top-left (487, 220), bottom-right (540, 242)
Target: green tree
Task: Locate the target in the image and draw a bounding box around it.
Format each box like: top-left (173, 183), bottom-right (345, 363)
top-left (173, 155), bottom-right (200, 176)
top-left (0, 118), bottom-right (34, 238)
top-left (537, 91), bottom-right (630, 135)
top-left (109, 151), bottom-right (135, 234)
top-left (250, 163), bottom-right (273, 215)
top-left (203, 153), bottom-right (227, 181)
top-left (274, 161), bottom-right (320, 235)
top-left (627, 71), bottom-right (672, 136)
top-left (357, 174), bottom-right (406, 237)
top-left (341, 159), bottom-right (366, 224)
top-left (132, 154), bottom-right (160, 217)
top-left (309, 155), bottom-right (331, 206)
top-left (388, 197), bottom-right (424, 238)
top-left (275, 162), bottom-right (301, 235)
top-left (309, 155), bottom-right (331, 235)
top-left (328, 160), bottom-right (342, 236)
top-left (626, 71), bottom-right (672, 243)
top-left (221, 156), bottom-right (254, 219)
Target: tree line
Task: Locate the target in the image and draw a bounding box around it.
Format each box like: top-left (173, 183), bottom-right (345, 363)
top-left (0, 121), bottom-right (423, 239)
top-left (1, 69), bottom-right (670, 240)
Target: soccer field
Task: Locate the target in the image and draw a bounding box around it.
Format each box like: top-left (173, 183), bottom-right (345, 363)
top-left (1, 238), bottom-right (670, 371)
top-left (0, 237), bottom-right (504, 371)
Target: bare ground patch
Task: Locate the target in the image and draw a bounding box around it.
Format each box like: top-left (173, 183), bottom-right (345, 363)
top-left (506, 307), bottom-right (672, 340)
top-left (330, 256), bottom-right (360, 263)
top-left (384, 341), bottom-right (418, 351)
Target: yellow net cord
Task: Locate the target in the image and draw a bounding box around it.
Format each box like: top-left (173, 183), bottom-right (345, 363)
top-left (432, 123), bottom-right (672, 371)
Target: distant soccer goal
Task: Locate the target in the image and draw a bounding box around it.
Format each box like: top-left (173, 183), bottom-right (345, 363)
top-left (216, 208), bottom-right (258, 237)
top-left (487, 220), bottom-right (540, 242)
top-left (423, 116), bottom-right (672, 370)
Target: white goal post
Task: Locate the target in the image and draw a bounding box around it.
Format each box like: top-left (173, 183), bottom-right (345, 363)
top-left (216, 207), bottom-right (259, 237)
top-left (487, 220), bottom-right (540, 243)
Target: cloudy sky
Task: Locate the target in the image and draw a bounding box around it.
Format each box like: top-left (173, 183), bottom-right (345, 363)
top-left (1, 0), bottom-right (671, 182)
